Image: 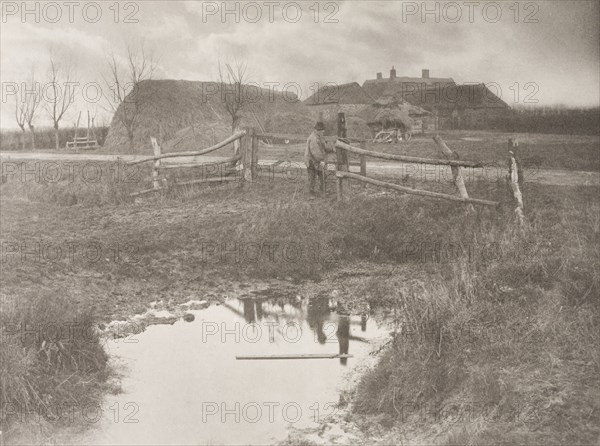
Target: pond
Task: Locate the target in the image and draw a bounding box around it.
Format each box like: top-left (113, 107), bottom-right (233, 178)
top-left (81, 296), bottom-right (389, 445)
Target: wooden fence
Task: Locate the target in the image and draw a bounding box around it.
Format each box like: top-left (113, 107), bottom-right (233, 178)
top-left (128, 130), bottom-right (251, 197)
top-left (127, 114), bottom-right (526, 224)
top-left (333, 112), bottom-right (503, 210)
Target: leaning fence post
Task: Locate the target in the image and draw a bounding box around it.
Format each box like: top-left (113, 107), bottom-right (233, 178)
top-left (433, 135), bottom-right (474, 213)
top-left (150, 137), bottom-right (162, 190)
top-left (508, 139), bottom-right (526, 227)
top-left (508, 138), bottom-right (524, 186)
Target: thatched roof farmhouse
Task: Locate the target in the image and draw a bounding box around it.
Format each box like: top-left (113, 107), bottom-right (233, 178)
top-left (362, 68), bottom-right (510, 130)
top-left (362, 68), bottom-right (455, 103)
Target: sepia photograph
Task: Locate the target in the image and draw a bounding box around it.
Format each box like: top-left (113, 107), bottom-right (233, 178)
top-left (0, 1), bottom-right (599, 445)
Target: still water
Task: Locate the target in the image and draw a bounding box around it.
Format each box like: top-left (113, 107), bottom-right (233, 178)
top-left (83, 296), bottom-right (388, 445)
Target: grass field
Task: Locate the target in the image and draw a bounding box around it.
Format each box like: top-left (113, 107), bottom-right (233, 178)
top-left (1, 132), bottom-right (598, 444)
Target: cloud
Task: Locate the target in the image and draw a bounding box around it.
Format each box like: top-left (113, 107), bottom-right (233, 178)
top-left (1, 0), bottom-right (598, 129)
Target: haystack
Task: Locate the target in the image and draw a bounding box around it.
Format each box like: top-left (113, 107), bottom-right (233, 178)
top-left (357, 98), bottom-right (430, 131)
top-left (104, 79), bottom-right (315, 154)
top-left (320, 116), bottom-right (372, 140)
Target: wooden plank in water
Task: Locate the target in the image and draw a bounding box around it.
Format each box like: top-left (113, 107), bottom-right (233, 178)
top-left (236, 354), bottom-right (353, 360)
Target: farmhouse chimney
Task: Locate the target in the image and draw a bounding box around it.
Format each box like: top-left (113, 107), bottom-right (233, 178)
top-left (390, 67), bottom-right (397, 79)
top-left (376, 72), bottom-right (382, 80)
top-left (422, 69), bottom-right (430, 79)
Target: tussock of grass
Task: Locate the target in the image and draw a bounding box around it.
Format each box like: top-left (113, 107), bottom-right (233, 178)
top-left (0, 290), bottom-right (109, 440)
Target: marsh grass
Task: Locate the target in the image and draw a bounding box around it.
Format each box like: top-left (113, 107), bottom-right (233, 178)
top-left (1, 158), bottom-right (598, 444)
top-left (0, 290), bottom-right (109, 440)
top-left (352, 185), bottom-right (600, 444)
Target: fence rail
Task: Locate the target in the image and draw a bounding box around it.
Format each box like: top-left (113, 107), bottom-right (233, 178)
top-left (334, 140), bottom-right (483, 168)
top-left (256, 132), bottom-right (365, 144)
top-left (129, 130), bottom-right (252, 197)
top-left (333, 112), bottom-right (501, 209)
top-left (336, 171), bottom-right (498, 206)
top-left (128, 131), bottom-right (246, 166)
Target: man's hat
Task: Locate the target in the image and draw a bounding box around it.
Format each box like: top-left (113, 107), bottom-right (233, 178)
top-left (314, 121), bottom-right (325, 131)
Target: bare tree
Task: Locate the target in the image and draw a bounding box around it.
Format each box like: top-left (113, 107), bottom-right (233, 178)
top-left (45, 54), bottom-right (76, 150)
top-left (103, 41), bottom-right (156, 150)
top-left (13, 74), bottom-right (40, 151)
top-left (24, 73), bottom-right (41, 150)
top-left (14, 89), bottom-right (27, 150)
top-left (217, 60), bottom-right (250, 163)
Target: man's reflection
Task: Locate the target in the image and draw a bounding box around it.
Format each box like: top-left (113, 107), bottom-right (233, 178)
top-left (306, 297), bottom-right (330, 344)
top-left (337, 315), bottom-right (350, 366)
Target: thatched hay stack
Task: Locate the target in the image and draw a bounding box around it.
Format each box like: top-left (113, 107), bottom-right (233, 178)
top-left (345, 116), bottom-right (374, 140)
top-left (104, 79), bottom-right (315, 154)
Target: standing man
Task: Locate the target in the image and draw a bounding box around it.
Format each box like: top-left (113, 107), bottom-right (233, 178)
top-left (305, 121), bottom-right (329, 197)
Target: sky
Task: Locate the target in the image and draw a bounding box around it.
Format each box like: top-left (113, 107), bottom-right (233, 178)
top-left (1, 0), bottom-right (599, 129)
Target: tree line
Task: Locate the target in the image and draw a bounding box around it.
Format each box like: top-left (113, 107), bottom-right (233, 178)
top-left (10, 41), bottom-right (157, 151)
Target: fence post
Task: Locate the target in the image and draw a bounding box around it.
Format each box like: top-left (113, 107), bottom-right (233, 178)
top-left (251, 127), bottom-right (258, 181)
top-left (508, 138), bottom-right (523, 186)
top-left (150, 137), bottom-right (162, 190)
top-left (508, 139), bottom-right (525, 227)
top-left (240, 127), bottom-right (254, 185)
top-left (336, 113), bottom-right (348, 201)
top-left (336, 146), bottom-right (344, 201)
top-left (433, 135), bottom-right (474, 213)
top-left (359, 141), bottom-right (367, 187)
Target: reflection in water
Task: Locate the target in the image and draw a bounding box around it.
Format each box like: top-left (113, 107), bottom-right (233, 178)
top-left (337, 316), bottom-right (350, 365)
top-left (242, 298), bottom-right (266, 323)
top-left (79, 296), bottom-right (384, 446)
top-left (306, 297), bottom-right (330, 344)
